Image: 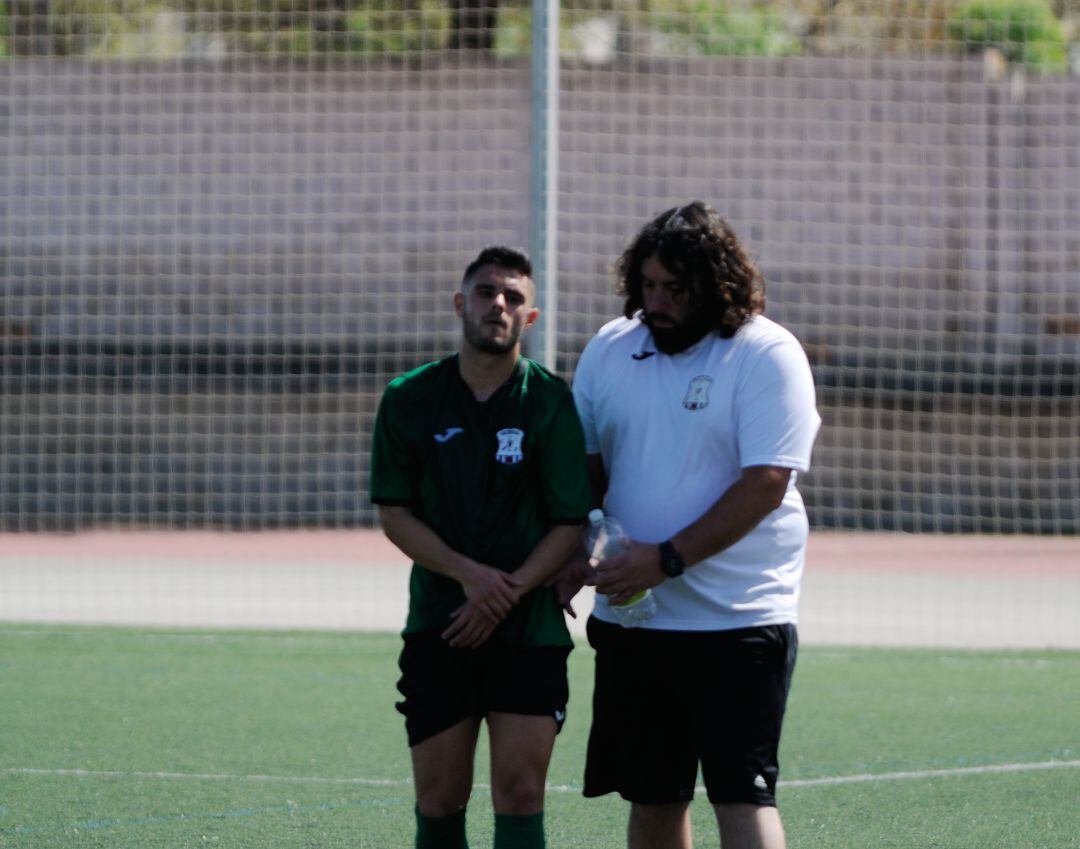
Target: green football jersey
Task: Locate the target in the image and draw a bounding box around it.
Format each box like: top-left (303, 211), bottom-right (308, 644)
top-left (370, 355), bottom-right (591, 646)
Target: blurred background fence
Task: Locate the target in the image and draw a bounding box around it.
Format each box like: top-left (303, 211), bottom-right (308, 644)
top-left (1, 0), bottom-right (1078, 533)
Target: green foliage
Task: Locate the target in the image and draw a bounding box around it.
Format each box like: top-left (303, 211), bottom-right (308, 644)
top-left (1, 0), bottom-right (1073, 63)
top-left (494, 0), bottom-right (805, 60)
top-left (1, 0), bottom-right (502, 58)
top-left (174, 0), bottom-right (358, 55)
top-left (949, 0), bottom-right (1068, 72)
top-left (459, 2), bottom-right (606, 60)
top-left (652, 0), bottom-right (802, 57)
top-left (0, 1), bottom-right (9, 58)
top-left (492, 2), bottom-right (530, 58)
top-left (27, 0), bottom-right (189, 57)
top-left (345, 0), bottom-right (452, 55)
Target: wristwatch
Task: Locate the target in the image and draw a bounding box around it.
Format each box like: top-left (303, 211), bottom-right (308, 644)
top-left (658, 540), bottom-right (686, 578)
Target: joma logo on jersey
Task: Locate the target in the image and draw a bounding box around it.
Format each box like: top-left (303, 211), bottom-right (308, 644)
top-left (494, 428), bottom-right (525, 465)
top-left (683, 375), bottom-right (713, 410)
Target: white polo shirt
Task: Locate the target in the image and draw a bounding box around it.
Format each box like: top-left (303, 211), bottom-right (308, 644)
top-left (572, 314), bottom-right (821, 631)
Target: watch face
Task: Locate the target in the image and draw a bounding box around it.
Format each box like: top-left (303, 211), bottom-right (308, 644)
top-left (660, 542), bottom-right (685, 577)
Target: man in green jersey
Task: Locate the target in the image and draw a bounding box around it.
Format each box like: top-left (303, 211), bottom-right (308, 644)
top-left (370, 245), bottom-right (592, 849)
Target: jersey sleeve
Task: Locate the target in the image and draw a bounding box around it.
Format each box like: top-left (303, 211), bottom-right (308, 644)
top-left (539, 391), bottom-right (592, 524)
top-left (735, 337), bottom-right (821, 472)
top-left (570, 337), bottom-right (601, 455)
top-left (369, 381), bottom-right (417, 506)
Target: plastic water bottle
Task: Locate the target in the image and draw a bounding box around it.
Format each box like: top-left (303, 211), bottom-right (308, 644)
top-left (585, 508), bottom-right (656, 628)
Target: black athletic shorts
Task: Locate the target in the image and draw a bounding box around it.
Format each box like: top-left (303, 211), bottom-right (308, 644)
top-left (396, 628), bottom-right (572, 748)
top-left (583, 616), bottom-right (797, 806)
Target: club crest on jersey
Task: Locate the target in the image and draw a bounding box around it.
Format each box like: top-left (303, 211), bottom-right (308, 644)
top-left (495, 428), bottom-right (525, 464)
top-left (683, 375), bottom-right (713, 410)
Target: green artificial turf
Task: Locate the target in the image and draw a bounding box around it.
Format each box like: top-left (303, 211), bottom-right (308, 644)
top-left (1, 626), bottom-right (1077, 848)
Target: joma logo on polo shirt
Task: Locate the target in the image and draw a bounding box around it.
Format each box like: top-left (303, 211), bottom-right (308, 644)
top-left (433, 427), bottom-right (464, 443)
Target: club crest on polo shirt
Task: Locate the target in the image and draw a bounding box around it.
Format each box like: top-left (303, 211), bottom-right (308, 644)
top-left (683, 375), bottom-right (713, 410)
top-left (494, 428), bottom-right (525, 464)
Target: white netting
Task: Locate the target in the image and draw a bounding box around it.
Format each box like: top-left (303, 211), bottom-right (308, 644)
top-left (555, 0), bottom-right (1080, 533)
top-left (0, 1), bottom-right (1077, 532)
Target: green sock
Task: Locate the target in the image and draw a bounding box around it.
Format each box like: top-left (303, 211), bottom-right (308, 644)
top-left (493, 811), bottom-right (545, 849)
top-left (415, 804), bottom-right (468, 849)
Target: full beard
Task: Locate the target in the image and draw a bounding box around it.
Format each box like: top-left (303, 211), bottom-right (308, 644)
top-left (463, 316), bottom-right (521, 355)
top-left (644, 312), bottom-right (712, 355)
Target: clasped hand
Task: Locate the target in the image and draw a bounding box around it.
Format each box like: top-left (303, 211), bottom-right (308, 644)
top-left (442, 562), bottom-right (522, 649)
top-left (588, 540), bottom-right (665, 606)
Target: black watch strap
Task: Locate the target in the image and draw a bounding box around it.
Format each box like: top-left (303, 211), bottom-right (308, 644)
top-left (658, 540), bottom-right (686, 578)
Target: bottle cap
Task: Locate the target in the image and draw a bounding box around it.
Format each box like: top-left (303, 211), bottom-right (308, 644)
top-left (587, 508), bottom-right (604, 525)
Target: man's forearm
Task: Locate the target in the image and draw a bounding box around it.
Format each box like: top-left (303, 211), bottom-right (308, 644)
top-left (670, 466), bottom-right (790, 568)
top-left (379, 505), bottom-right (582, 598)
top-left (377, 504), bottom-right (476, 584)
top-left (511, 523), bottom-right (586, 595)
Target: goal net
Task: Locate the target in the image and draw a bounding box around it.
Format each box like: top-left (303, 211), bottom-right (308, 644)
top-left (1, 0), bottom-right (1077, 536)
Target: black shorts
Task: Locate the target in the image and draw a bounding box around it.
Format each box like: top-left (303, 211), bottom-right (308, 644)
top-left (396, 629), bottom-right (572, 748)
top-left (583, 617), bottom-right (797, 806)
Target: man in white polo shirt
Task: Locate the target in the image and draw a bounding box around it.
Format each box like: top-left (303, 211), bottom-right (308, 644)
top-left (568, 201), bottom-right (821, 849)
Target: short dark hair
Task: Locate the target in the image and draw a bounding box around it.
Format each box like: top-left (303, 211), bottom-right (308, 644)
top-left (616, 201), bottom-right (765, 338)
top-left (461, 245), bottom-right (532, 289)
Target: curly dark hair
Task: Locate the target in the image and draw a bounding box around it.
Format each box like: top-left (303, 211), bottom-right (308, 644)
top-left (616, 201), bottom-right (765, 338)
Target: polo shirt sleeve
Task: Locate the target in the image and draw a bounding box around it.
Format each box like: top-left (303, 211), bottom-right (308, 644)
top-left (735, 337), bottom-right (821, 472)
top-left (369, 381), bottom-right (417, 507)
top-left (570, 338), bottom-right (601, 455)
top-left (539, 392), bottom-right (592, 524)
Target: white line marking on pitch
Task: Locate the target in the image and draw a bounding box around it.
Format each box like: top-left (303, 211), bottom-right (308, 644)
top-left (3, 768), bottom-right (409, 787)
top-left (5, 760), bottom-right (1079, 792)
top-left (778, 760), bottom-right (1080, 788)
